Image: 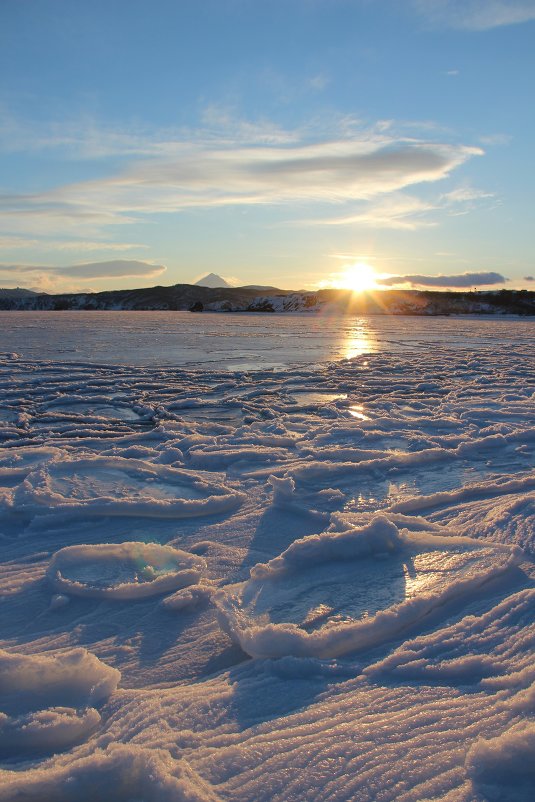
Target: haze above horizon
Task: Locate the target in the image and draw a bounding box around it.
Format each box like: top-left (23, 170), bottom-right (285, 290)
top-left (1, 0), bottom-right (534, 294)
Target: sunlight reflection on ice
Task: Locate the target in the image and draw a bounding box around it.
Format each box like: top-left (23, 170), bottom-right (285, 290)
top-left (343, 322), bottom-right (378, 360)
top-left (403, 551), bottom-right (484, 598)
top-left (348, 404), bottom-right (370, 420)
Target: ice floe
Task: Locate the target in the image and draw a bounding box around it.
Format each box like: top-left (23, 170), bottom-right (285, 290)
top-left (14, 456), bottom-right (245, 518)
top-left (215, 516), bottom-right (523, 658)
top-left (47, 542), bottom-right (206, 600)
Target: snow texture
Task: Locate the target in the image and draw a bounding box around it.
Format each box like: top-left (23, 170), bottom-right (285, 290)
top-left (0, 314), bottom-right (534, 801)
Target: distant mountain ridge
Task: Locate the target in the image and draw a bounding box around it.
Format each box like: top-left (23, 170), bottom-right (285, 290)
top-left (0, 282), bottom-right (533, 315)
top-left (0, 287), bottom-right (40, 298)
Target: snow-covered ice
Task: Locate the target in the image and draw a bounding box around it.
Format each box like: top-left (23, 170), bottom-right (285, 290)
top-left (0, 314), bottom-right (534, 801)
top-left (215, 517), bottom-right (522, 659)
top-left (47, 542), bottom-right (205, 600)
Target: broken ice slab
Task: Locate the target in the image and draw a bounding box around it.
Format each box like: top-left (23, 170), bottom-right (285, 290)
top-left (47, 541), bottom-right (205, 600)
top-left (14, 455), bottom-right (246, 518)
top-left (215, 516), bottom-right (523, 659)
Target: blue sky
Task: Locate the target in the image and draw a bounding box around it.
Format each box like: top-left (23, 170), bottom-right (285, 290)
top-left (1, 0), bottom-right (534, 292)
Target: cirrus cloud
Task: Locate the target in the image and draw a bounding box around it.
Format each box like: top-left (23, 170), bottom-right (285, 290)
top-left (0, 125), bottom-right (483, 239)
top-left (410, 0), bottom-right (535, 30)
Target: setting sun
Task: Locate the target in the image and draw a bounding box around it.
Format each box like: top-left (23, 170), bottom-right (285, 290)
top-left (340, 262), bottom-right (378, 292)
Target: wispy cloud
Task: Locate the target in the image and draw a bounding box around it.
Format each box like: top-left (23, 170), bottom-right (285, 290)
top-left (297, 194), bottom-right (438, 230)
top-left (441, 187), bottom-right (495, 203)
top-left (294, 183), bottom-right (492, 230)
top-left (0, 259), bottom-right (166, 284)
top-left (0, 235), bottom-right (148, 253)
top-left (0, 104), bottom-right (298, 159)
top-left (309, 73), bottom-right (330, 91)
top-left (378, 270), bottom-right (507, 288)
top-left (411, 0), bottom-right (535, 30)
top-left (440, 185), bottom-right (497, 216)
top-left (0, 125), bottom-right (482, 239)
top-left (479, 133), bottom-right (512, 146)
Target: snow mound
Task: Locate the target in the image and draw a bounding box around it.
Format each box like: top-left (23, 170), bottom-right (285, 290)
top-left (15, 456), bottom-right (245, 518)
top-left (250, 515), bottom-right (405, 579)
top-left (215, 517), bottom-right (522, 659)
top-left (0, 647), bottom-right (120, 710)
top-left (0, 706), bottom-right (101, 756)
top-left (0, 447), bottom-right (60, 480)
top-left (44, 398), bottom-right (144, 422)
top-left (466, 721), bottom-right (535, 802)
top-left (160, 582), bottom-right (215, 611)
top-left (0, 743), bottom-right (219, 801)
top-left (0, 648), bottom-right (119, 757)
top-left (47, 542), bottom-right (206, 600)
top-left (432, 489), bottom-right (535, 554)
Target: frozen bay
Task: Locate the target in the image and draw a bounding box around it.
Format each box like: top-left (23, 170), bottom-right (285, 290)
top-left (2, 310), bottom-right (534, 368)
top-left (0, 314), bottom-right (534, 801)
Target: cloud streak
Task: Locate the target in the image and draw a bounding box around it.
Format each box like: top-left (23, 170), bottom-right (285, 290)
top-left (298, 194), bottom-right (438, 230)
top-left (411, 0), bottom-right (535, 30)
top-left (0, 235), bottom-right (148, 253)
top-left (0, 260), bottom-right (166, 282)
top-left (295, 184), bottom-right (493, 231)
top-left (378, 271), bottom-right (507, 288)
top-left (0, 123), bottom-right (483, 238)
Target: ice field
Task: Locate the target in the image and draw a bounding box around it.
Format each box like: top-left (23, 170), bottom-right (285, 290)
top-left (0, 313), bottom-right (534, 801)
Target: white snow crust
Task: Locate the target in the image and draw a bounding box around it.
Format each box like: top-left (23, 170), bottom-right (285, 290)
top-left (0, 316), bottom-right (534, 801)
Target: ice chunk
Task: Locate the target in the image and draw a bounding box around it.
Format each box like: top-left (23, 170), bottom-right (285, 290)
top-left (251, 515), bottom-right (405, 579)
top-left (49, 593), bottom-right (70, 611)
top-left (47, 542), bottom-right (206, 600)
top-left (466, 721), bottom-right (535, 801)
top-left (15, 456), bottom-right (245, 518)
top-left (215, 518), bottom-right (522, 659)
top-left (160, 583), bottom-right (214, 611)
top-left (267, 474), bottom-right (296, 505)
top-left (0, 647), bottom-right (118, 757)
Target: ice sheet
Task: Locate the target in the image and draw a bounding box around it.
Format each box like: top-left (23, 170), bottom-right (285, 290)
top-left (0, 318), bottom-right (534, 801)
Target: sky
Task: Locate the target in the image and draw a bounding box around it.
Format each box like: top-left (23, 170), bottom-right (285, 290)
top-left (1, 0), bottom-right (534, 293)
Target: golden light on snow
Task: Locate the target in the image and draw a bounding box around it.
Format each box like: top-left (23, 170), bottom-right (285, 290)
top-left (348, 404), bottom-right (370, 421)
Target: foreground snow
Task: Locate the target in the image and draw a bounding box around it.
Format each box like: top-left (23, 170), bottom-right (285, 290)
top-left (0, 333), bottom-right (534, 801)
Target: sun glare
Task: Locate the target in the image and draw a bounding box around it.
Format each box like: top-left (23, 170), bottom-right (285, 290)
top-left (340, 262), bottom-right (377, 293)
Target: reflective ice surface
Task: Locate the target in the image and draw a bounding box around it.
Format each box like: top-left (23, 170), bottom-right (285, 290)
top-left (2, 311), bottom-right (534, 367)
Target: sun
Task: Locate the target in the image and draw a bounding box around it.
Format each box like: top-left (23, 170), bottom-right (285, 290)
top-left (340, 262), bottom-right (378, 293)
